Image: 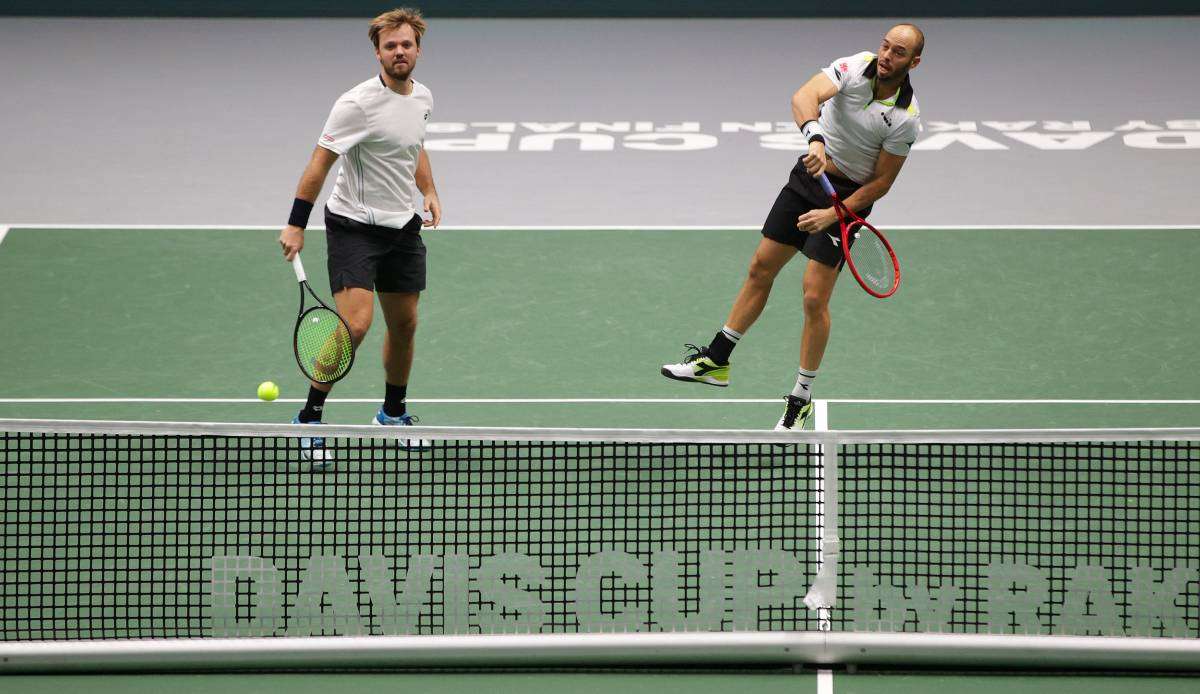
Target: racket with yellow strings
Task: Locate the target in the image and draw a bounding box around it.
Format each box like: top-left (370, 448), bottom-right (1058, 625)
top-left (290, 255), bottom-right (355, 384)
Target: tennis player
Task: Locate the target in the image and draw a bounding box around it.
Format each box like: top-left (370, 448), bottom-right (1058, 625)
top-left (661, 24), bottom-right (923, 430)
top-left (279, 7), bottom-right (440, 456)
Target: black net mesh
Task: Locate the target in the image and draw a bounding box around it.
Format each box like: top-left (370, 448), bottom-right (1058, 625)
top-left (1, 430), bottom-right (820, 641)
top-left (4, 426), bottom-right (1198, 643)
top-left (834, 441), bottom-right (1200, 637)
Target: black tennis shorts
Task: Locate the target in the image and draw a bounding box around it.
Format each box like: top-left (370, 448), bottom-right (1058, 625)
top-left (325, 208), bottom-right (426, 294)
top-left (760, 162), bottom-right (872, 269)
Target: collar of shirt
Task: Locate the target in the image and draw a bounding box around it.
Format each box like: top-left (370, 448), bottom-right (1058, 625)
top-left (862, 58), bottom-right (914, 109)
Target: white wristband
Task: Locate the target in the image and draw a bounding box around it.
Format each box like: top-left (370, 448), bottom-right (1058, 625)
top-left (800, 120), bottom-right (826, 143)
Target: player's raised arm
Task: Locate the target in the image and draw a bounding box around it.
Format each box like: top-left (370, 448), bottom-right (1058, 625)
top-left (279, 146), bottom-right (339, 261)
top-left (791, 73), bottom-right (839, 177)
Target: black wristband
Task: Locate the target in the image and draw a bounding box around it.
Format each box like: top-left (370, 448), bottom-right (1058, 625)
top-left (808, 134), bottom-right (826, 146)
top-left (288, 198), bottom-right (314, 229)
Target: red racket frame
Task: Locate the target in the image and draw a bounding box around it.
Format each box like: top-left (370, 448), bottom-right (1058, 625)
top-left (818, 173), bottom-right (901, 299)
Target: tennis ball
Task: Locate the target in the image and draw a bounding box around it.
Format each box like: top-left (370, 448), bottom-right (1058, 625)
top-left (257, 381), bottom-right (280, 401)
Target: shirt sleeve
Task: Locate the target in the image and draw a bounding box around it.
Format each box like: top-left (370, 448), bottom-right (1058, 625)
top-left (317, 97), bottom-right (369, 155)
top-left (820, 53), bottom-right (871, 92)
top-left (882, 116), bottom-right (920, 157)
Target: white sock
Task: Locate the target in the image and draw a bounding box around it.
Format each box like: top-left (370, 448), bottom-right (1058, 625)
top-left (790, 367), bottom-right (817, 401)
top-left (721, 325), bottom-right (743, 342)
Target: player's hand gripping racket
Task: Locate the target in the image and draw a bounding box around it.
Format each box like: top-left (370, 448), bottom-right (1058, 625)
top-left (818, 173), bottom-right (901, 298)
top-left (290, 255), bottom-right (355, 384)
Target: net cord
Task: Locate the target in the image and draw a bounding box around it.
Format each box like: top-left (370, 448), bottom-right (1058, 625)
top-left (2, 419), bottom-right (1199, 445)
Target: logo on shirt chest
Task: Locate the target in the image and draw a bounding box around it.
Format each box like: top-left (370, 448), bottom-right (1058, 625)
top-left (424, 111), bottom-right (430, 121)
top-left (881, 112), bottom-right (893, 128)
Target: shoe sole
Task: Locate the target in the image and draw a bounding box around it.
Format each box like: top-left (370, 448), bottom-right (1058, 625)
top-left (660, 367), bottom-right (729, 387)
top-left (371, 416), bottom-right (430, 451)
top-left (297, 444), bottom-right (335, 472)
top-left (304, 454), bottom-right (335, 472)
top-left (293, 418), bottom-right (335, 471)
top-left (773, 411), bottom-right (812, 432)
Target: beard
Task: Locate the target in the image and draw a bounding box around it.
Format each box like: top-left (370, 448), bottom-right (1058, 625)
top-left (381, 59), bottom-right (414, 82)
top-left (878, 62), bottom-right (910, 83)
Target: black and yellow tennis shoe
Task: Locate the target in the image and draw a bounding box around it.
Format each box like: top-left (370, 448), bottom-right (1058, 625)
top-left (660, 344), bottom-right (730, 387)
top-left (774, 395), bottom-right (813, 431)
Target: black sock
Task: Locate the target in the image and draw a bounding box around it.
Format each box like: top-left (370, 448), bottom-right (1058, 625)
top-left (707, 331), bottom-right (736, 365)
top-left (383, 382), bottom-right (408, 417)
top-left (298, 386), bottom-right (329, 423)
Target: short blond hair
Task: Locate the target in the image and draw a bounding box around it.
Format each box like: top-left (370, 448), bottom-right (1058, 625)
top-left (369, 7), bottom-right (427, 48)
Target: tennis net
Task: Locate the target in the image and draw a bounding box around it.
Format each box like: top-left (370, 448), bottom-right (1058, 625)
top-left (2, 419), bottom-right (1199, 653)
top-left (2, 419), bottom-right (821, 641)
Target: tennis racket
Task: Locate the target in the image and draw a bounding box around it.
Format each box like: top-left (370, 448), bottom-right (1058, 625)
top-left (817, 173), bottom-right (901, 298)
top-left (290, 255), bottom-right (355, 384)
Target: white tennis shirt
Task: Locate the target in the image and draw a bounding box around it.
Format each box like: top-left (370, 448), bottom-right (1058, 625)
top-left (318, 75), bottom-right (433, 229)
top-left (819, 52), bottom-right (921, 185)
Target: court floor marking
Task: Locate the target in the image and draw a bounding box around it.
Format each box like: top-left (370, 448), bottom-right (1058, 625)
top-left (0, 226), bottom-right (9, 247)
top-left (2, 223), bottom-right (1198, 231)
top-left (818, 668), bottom-right (834, 694)
top-left (813, 400), bottom-right (830, 610)
top-left (1, 397), bottom-right (1197, 405)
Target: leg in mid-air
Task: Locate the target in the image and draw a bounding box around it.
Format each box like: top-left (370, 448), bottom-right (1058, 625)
top-left (776, 257), bottom-right (838, 431)
top-left (661, 236), bottom-right (797, 387)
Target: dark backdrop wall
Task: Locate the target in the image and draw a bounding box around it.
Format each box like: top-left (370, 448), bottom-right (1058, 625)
top-left (2, 0), bottom-right (1196, 17)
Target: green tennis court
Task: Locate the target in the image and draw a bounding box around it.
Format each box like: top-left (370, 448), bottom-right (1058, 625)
top-left (2, 225), bottom-right (1198, 428)
top-left (2, 225), bottom-right (1199, 693)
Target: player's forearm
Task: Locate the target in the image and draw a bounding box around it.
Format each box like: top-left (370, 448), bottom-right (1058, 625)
top-left (294, 165), bottom-right (327, 203)
top-left (841, 178), bottom-right (891, 214)
top-left (293, 146), bottom-right (338, 203)
top-left (415, 149), bottom-right (437, 196)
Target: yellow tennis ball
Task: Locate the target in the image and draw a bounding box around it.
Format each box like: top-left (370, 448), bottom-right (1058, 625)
top-left (257, 381), bottom-right (280, 401)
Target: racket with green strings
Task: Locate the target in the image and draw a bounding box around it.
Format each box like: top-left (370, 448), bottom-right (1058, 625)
top-left (290, 255), bottom-right (355, 384)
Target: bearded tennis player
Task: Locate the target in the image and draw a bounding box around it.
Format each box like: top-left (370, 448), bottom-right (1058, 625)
top-left (279, 8), bottom-right (441, 462)
top-left (661, 24), bottom-right (924, 430)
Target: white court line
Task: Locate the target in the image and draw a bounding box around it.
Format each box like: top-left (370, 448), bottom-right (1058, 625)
top-left (0, 226), bottom-right (9, 247)
top-left (818, 669), bottom-right (834, 694)
top-left (1, 223), bottom-right (1198, 231)
top-left (0, 397), bottom-right (1197, 405)
top-left (813, 399), bottom-right (830, 626)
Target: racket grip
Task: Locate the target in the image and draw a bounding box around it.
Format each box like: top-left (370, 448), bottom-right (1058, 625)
top-left (817, 173), bottom-right (837, 198)
top-left (291, 255), bottom-right (307, 283)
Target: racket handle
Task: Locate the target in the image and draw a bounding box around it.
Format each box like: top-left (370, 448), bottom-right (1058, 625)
top-left (817, 173), bottom-right (837, 198)
top-left (291, 255), bottom-right (307, 283)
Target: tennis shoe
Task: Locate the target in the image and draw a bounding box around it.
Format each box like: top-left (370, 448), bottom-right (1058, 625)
top-left (661, 344), bottom-right (730, 387)
top-left (291, 415), bottom-right (334, 471)
top-left (373, 409), bottom-right (428, 450)
top-left (774, 395), bottom-right (813, 431)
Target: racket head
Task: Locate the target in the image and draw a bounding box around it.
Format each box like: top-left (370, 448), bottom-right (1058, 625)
top-left (834, 202), bottom-right (901, 299)
top-left (293, 306), bottom-right (355, 384)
